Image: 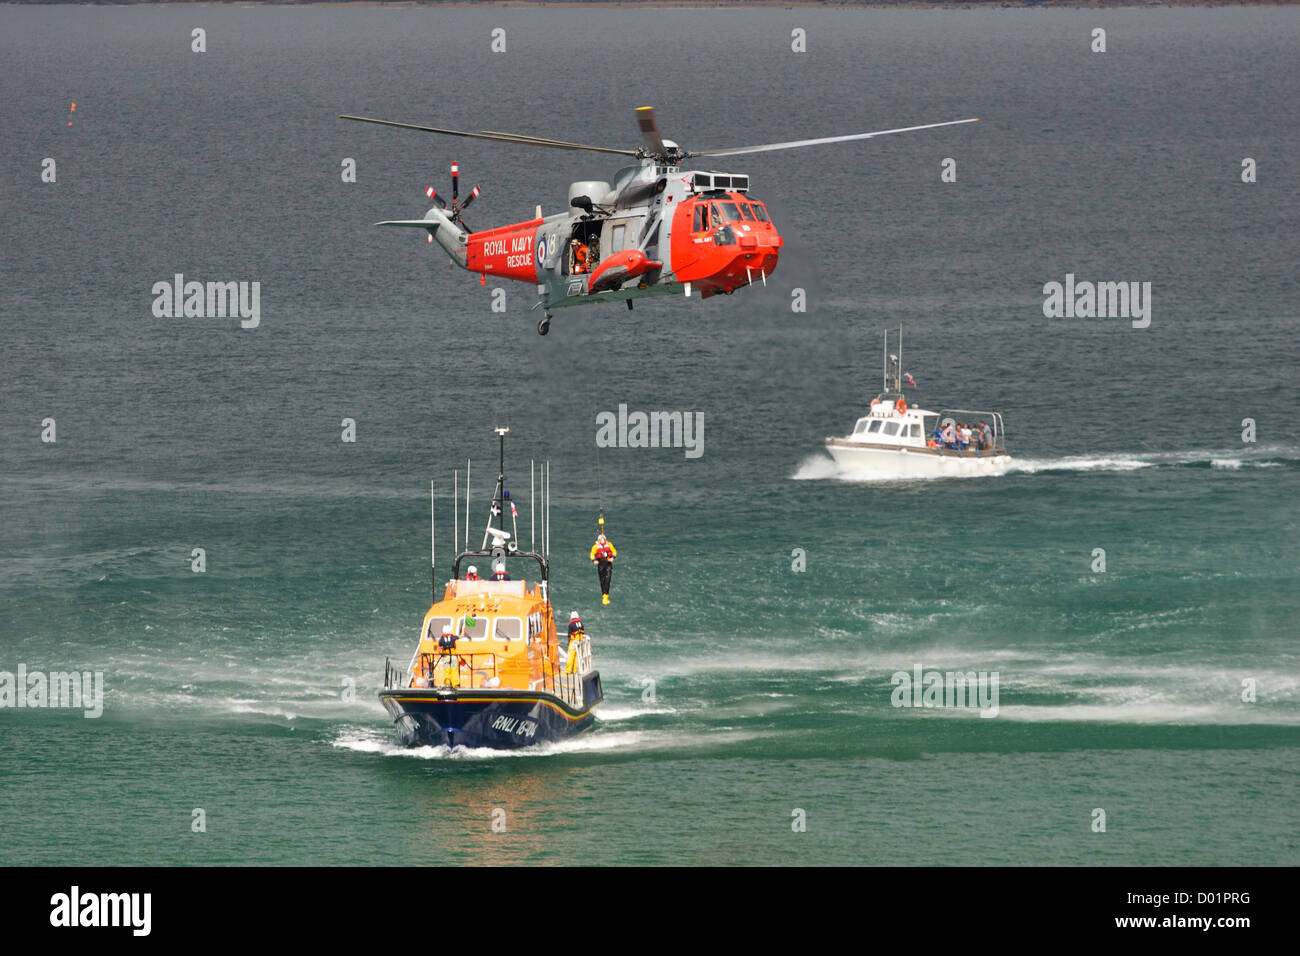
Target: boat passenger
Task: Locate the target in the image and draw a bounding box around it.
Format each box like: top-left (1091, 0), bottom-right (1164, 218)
top-left (960, 424), bottom-right (972, 450)
top-left (979, 421), bottom-right (993, 451)
top-left (942, 422), bottom-right (957, 450)
top-left (492, 561), bottom-right (511, 581)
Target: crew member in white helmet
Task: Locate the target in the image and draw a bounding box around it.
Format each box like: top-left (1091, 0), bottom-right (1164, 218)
top-left (565, 612), bottom-right (586, 674)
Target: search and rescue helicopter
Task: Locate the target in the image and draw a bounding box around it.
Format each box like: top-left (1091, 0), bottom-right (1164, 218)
top-left (341, 107), bottom-right (977, 335)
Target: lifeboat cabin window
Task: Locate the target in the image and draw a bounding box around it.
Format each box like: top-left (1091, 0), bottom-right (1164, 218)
top-left (909, 424), bottom-right (922, 438)
top-left (883, 422), bottom-right (900, 437)
top-left (425, 617), bottom-right (453, 641)
top-left (458, 616), bottom-right (490, 641)
top-left (494, 618), bottom-right (523, 643)
top-left (853, 418), bottom-right (870, 435)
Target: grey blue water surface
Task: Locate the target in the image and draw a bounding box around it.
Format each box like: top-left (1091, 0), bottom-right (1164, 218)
top-left (1, 5), bottom-right (1297, 865)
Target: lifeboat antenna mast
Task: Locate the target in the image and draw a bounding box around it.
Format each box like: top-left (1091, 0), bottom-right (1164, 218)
top-left (436, 481), bottom-right (441, 600)
top-left (483, 423), bottom-right (512, 550)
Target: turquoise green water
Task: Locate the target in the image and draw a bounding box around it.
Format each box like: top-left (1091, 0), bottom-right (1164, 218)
top-left (1, 6), bottom-right (1297, 865)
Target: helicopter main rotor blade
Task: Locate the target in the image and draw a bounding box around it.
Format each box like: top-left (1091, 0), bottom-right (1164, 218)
top-left (340, 115), bottom-right (638, 156)
top-left (634, 106), bottom-right (667, 156)
top-left (477, 130), bottom-right (638, 155)
top-left (688, 117), bottom-right (979, 158)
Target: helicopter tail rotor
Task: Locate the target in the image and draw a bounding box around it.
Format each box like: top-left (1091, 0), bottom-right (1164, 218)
top-left (425, 161), bottom-right (481, 231)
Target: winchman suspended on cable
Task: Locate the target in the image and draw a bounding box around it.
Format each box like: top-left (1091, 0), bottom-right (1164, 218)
top-left (589, 511), bottom-right (617, 605)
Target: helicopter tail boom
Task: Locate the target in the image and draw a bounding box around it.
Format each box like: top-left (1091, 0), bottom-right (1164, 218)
top-left (378, 205), bottom-right (469, 269)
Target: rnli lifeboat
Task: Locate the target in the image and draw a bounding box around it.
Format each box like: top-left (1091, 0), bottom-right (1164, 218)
top-left (379, 428), bottom-right (603, 750)
top-left (823, 327), bottom-right (1012, 479)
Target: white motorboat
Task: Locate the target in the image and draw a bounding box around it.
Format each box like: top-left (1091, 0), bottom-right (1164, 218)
top-left (824, 328), bottom-right (1011, 479)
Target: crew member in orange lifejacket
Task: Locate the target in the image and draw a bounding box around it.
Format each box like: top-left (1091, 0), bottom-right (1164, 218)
top-left (589, 534), bottom-right (617, 605)
top-left (573, 240), bottom-right (590, 274)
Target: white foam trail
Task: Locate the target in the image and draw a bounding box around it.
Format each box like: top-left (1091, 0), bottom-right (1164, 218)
top-left (227, 703), bottom-right (300, 720)
top-left (791, 454), bottom-right (840, 480)
top-left (1210, 457), bottom-right (1283, 469)
top-left (994, 703), bottom-right (1300, 725)
top-left (1008, 455), bottom-right (1153, 474)
top-left (1011, 445), bottom-right (1298, 475)
top-left (595, 705), bottom-right (677, 721)
top-left (331, 727), bottom-right (763, 760)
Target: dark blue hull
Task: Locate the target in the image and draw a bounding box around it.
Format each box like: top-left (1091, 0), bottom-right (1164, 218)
top-left (379, 672), bottom-right (603, 750)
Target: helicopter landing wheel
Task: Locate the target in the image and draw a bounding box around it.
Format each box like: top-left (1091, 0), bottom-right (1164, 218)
top-left (537, 317), bottom-right (551, 336)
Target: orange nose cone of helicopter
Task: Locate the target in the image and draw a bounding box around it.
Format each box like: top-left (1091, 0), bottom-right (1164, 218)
top-left (669, 194), bottom-right (783, 295)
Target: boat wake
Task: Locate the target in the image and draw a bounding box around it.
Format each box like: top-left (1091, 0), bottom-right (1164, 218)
top-left (1008, 446), bottom-right (1297, 475)
top-left (793, 446), bottom-right (1297, 481)
top-left (331, 724), bottom-right (756, 760)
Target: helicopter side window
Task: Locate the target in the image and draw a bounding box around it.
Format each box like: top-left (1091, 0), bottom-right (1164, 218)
top-left (611, 223), bottom-right (626, 253)
top-left (750, 202), bottom-right (771, 223)
top-left (692, 205), bottom-right (706, 232)
top-left (710, 204), bottom-right (726, 229)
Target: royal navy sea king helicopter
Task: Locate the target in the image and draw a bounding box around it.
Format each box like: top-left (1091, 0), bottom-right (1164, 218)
top-left (340, 108), bottom-right (978, 335)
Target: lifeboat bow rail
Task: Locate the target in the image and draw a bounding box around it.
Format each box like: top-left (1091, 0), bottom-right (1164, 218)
top-left (384, 636), bottom-right (595, 709)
